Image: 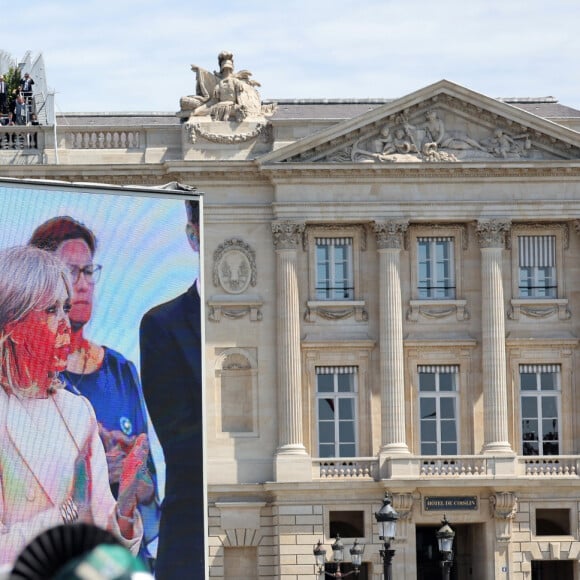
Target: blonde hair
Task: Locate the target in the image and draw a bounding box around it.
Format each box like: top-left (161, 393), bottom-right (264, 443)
top-left (0, 246), bottom-right (71, 392)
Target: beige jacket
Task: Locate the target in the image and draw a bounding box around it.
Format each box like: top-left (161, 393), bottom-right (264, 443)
top-left (0, 386), bottom-right (142, 566)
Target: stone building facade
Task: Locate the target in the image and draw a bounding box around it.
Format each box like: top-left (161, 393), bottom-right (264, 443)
top-left (3, 57), bottom-right (580, 579)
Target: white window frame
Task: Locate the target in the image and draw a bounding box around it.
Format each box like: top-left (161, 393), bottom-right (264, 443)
top-left (305, 225), bottom-right (367, 322)
top-left (418, 365), bottom-right (460, 456)
top-left (315, 366), bottom-right (358, 458)
top-left (510, 224), bottom-right (568, 321)
top-left (417, 237), bottom-right (456, 299)
top-left (315, 238), bottom-right (354, 300)
top-left (408, 225), bottom-right (467, 321)
top-left (519, 364), bottom-right (561, 456)
top-left (507, 339), bottom-right (577, 456)
top-left (517, 235), bottom-right (557, 298)
top-left (406, 340), bottom-right (476, 455)
top-left (303, 343), bottom-right (373, 459)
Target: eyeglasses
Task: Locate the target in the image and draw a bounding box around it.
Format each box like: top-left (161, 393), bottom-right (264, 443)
top-left (68, 264), bottom-right (102, 284)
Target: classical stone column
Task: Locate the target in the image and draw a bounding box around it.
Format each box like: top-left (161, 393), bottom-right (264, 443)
top-left (374, 222), bottom-right (410, 455)
top-left (272, 221), bottom-right (311, 481)
top-left (476, 220), bottom-right (513, 454)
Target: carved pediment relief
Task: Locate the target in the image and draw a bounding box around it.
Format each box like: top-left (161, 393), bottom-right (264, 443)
top-left (261, 80), bottom-right (580, 165)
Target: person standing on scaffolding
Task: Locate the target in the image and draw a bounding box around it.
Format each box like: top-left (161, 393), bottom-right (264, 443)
top-left (20, 72), bottom-right (34, 117)
top-left (0, 75), bottom-right (7, 115)
top-left (14, 95), bottom-right (27, 125)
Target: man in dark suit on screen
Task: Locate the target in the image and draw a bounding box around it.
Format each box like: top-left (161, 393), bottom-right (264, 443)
top-left (139, 196), bottom-right (204, 578)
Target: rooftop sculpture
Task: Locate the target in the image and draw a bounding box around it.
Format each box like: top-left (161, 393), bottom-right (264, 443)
top-left (180, 51), bottom-right (266, 122)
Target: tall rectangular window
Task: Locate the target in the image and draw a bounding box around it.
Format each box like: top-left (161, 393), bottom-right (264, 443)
top-left (316, 366), bottom-right (357, 457)
top-left (520, 364), bottom-right (560, 455)
top-left (419, 365), bottom-right (459, 455)
top-left (417, 237), bottom-right (455, 299)
top-left (518, 235), bottom-right (557, 298)
top-left (315, 238), bottom-right (354, 300)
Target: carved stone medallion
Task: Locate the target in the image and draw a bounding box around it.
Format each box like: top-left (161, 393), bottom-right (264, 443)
top-left (213, 238), bottom-right (257, 294)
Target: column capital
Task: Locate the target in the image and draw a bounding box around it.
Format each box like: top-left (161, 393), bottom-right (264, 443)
top-left (373, 220), bottom-right (409, 250)
top-left (476, 219), bottom-right (511, 248)
top-left (272, 221), bottom-right (305, 250)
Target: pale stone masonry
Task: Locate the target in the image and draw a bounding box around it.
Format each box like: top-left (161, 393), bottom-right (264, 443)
top-left (4, 66), bottom-right (580, 578)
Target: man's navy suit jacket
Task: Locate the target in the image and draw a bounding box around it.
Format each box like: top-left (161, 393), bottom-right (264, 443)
top-left (140, 284), bottom-right (204, 578)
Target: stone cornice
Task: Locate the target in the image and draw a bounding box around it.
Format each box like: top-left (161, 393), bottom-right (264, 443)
top-left (0, 163), bottom-right (268, 186)
top-left (258, 163), bottom-right (580, 181)
top-left (5, 161), bottom-right (580, 185)
top-left (404, 338), bottom-right (477, 348)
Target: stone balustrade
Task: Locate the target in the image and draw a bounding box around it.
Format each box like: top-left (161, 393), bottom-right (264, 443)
top-left (420, 456), bottom-right (490, 477)
top-left (313, 458), bottom-right (378, 479)
top-left (314, 455), bottom-right (580, 481)
top-left (0, 126), bottom-right (42, 151)
top-left (65, 129), bottom-right (143, 149)
top-left (0, 125), bottom-right (153, 163)
top-left (520, 456), bottom-right (580, 476)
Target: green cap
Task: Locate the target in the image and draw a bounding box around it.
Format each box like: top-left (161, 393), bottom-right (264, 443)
top-left (54, 544), bottom-right (151, 580)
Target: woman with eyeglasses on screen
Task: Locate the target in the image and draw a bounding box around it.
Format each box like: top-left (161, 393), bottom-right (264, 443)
top-left (29, 216), bottom-right (160, 570)
top-left (0, 246), bottom-right (144, 567)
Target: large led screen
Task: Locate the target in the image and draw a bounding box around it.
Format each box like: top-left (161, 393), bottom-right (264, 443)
top-left (0, 178), bottom-right (205, 578)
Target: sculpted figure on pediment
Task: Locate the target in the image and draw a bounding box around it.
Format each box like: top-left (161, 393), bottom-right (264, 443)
top-left (422, 109), bottom-right (486, 152)
top-left (350, 109), bottom-right (541, 164)
top-left (352, 113), bottom-right (462, 163)
top-left (333, 108), bottom-right (556, 165)
top-left (481, 128), bottom-right (531, 159)
top-left (180, 51), bottom-right (265, 121)
top-left (421, 141), bottom-right (459, 162)
top-left (373, 124), bottom-right (419, 156)
top-left (352, 118), bottom-right (423, 163)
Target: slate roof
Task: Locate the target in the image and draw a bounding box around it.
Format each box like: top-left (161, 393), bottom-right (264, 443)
top-left (55, 113), bottom-right (181, 127)
top-left (54, 98), bottom-right (580, 125)
top-left (267, 98), bottom-right (580, 121)
top-left (502, 100), bottom-right (580, 119)
top-left (266, 100), bottom-right (391, 120)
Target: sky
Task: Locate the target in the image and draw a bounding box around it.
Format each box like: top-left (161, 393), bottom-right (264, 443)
top-left (1, 0), bottom-right (579, 113)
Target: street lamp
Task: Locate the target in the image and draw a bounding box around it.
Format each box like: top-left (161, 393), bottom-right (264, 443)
top-left (374, 495), bottom-right (399, 580)
top-left (313, 535), bottom-right (364, 577)
top-left (436, 515), bottom-right (455, 580)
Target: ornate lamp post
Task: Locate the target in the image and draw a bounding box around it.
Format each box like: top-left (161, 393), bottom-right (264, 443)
top-left (313, 535), bottom-right (364, 578)
top-left (436, 516), bottom-right (455, 580)
top-left (374, 495), bottom-right (399, 580)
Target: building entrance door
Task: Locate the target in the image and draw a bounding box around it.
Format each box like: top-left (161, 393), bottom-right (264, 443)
top-left (532, 560), bottom-right (573, 579)
top-left (416, 523), bottom-right (482, 580)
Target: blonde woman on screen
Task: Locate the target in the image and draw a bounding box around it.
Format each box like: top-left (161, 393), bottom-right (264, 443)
top-left (29, 216), bottom-right (160, 568)
top-left (0, 246), bottom-right (144, 567)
